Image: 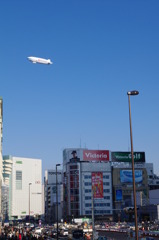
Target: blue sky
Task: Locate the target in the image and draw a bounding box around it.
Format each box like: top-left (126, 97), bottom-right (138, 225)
top-left (0, 1), bottom-right (159, 177)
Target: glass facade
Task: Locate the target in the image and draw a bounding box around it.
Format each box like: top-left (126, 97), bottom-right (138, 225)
top-left (69, 164), bottom-right (80, 217)
top-left (85, 210), bottom-right (111, 215)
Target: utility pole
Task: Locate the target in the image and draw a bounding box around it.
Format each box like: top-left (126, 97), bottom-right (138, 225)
top-left (56, 164), bottom-right (61, 240)
top-left (29, 183), bottom-right (32, 223)
top-left (92, 188), bottom-right (94, 240)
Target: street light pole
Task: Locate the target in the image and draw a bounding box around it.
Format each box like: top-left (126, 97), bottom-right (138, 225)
top-left (127, 90), bottom-right (139, 240)
top-left (91, 187), bottom-right (95, 240)
top-left (29, 183), bottom-right (32, 223)
top-left (56, 164), bottom-right (61, 240)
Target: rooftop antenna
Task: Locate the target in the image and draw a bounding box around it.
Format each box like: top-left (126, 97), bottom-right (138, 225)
top-left (128, 137), bottom-right (130, 151)
top-left (80, 138), bottom-right (81, 148)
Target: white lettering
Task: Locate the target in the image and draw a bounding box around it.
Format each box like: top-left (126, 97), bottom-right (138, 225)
top-left (85, 153), bottom-right (91, 158)
top-left (85, 152), bottom-right (107, 159)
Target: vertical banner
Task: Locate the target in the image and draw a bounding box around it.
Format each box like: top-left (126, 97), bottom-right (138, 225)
top-left (92, 172), bottom-right (103, 198)
top-left (116, 189), bottom-right (122, 201)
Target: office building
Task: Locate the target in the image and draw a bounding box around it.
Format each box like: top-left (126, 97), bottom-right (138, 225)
top-left (63, 148), bottom-right (113, 221)
top-left (3, 156), bottom-right (42, 220)
top-left (111, 151), bottom-right (149, 221)
top-left (0, 98), bottom-right (3, 219)
top-left (1, 184), bottom-right (9, 222)
top-left (44, 169), bottom-right (63, 223)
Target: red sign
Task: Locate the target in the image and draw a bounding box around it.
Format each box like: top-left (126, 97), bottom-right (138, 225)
top-left (83, 150), bottom-right (109, 161)
top-left (92, 172), bottom-right (103, 198)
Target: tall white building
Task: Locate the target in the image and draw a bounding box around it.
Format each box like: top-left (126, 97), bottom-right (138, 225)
top-left (0, 98), bottom-right (3, 218)
top-left (3, 156), bottom-right (42, 220)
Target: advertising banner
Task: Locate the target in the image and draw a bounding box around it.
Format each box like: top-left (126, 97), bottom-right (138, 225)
top-left (92, 172), bottom-right (103, 198)
top-left (111, 152), bottom-right (145, 162)
top-left (83, 150), bottom-right (109, 161)
top-left (120, 170), bottom-right (142, 183)
top-left (116, 189), bottom-right (122, 201)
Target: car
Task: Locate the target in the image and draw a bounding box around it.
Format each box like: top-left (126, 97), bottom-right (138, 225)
top-left (30, 223), bottom-right (34, 228)
top-left (60, 229), bottom-right (69, 236)
top-left (35, 227), bottom-right (43, 234)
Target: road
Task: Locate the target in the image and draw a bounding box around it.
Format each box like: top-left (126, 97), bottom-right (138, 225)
top-left (98, 230), bottom-right (128, 240)
top-left (98, 229), bottom-right (159, 239)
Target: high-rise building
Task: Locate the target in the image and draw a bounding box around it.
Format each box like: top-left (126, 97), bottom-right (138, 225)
top-left (3, 156), bottom-right (43, 220)
top-left (111, 151), bottom-right (149, 221)
top-left (63, 149), bottom-right (152, 222)
top-left (0, 97), bottom-right (3, 220)
top-left (1, 185), bottom-right (9, 222)
top-left (44, 169), bottom-right (63, 223)
top-left (63, 148), bottom-right (113, 222)
top-left (2, 155), bottom-right (12, 221)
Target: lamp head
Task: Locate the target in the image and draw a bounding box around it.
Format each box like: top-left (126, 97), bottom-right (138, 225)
top-left (127, 90), bottom-right (139, 96)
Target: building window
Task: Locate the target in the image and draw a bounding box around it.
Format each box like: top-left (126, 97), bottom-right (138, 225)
top-left (85, 203), bottom-right (91, 207)
top-left (103, 182), bottom-right (110, 186)
top-left (94, 210), bottom-right (110, 214)
top-left (84, 175), bottom-right (91, 179)
top-left (52, 186), bottom-right (56, 193)
top-left (85, 210), bottom-right (91, 215)
top-left (70, 189), bottom-right (79, 194)
top-left (70, 165), bottom-right (78, 170)
top-left (70, 170), bottom-right (79, 175)
top-left (103, 175), bottom-right (109, 179)
top-left (104, 196), bottom-right (110, 200)
top-left (104, 189), bottom-right (110, 193)
top-left (16, 171), bottom-right (22, 190)
top-left (85, 182), bottom-right (92, 186)
top-left (85, 189), bottom-right (91, 193)
top-left (94, 203), bottom-right (110, 207)
top-left (85, 196), bottom-right (91, 200)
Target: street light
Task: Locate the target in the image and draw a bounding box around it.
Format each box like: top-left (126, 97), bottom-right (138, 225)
top-left (56, 164), bottom-right (61, 240)
top-left (29, 183), bottom-right (32, 223)
top-left (91, 187), bottom-right (95, 240)
top-left (127, 90), bottom-right (139, 240)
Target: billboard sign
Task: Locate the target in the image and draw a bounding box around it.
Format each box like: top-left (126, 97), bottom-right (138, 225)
top-left (116, 189), bottom-right (122, 201)
top-left (83, 150), bottom-right (109, 161)
top-left (120, 170), bottom-right (142, 183)
top-left (111, 152), bottom-right (145, 162)
top-left (92, 172), bottom-right (103, 198)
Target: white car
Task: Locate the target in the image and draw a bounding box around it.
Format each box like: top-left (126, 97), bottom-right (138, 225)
top-left (35, 227), bottom-right (43, 234)
top-left (60, 229), bottom-right (69, 236)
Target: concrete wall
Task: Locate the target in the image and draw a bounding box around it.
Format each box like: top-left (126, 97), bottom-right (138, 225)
top-left (10, 157), bottom-right (42, 219)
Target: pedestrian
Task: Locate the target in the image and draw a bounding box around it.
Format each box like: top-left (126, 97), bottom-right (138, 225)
top-left (18, 233), bottom-right (22, 240)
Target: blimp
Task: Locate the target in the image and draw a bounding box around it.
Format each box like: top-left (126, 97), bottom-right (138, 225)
top-left (27, 56), bottom-right (53, 65)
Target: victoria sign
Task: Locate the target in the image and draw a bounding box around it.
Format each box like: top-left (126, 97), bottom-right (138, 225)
top-left (83, 150), bottom-right (109, 161)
